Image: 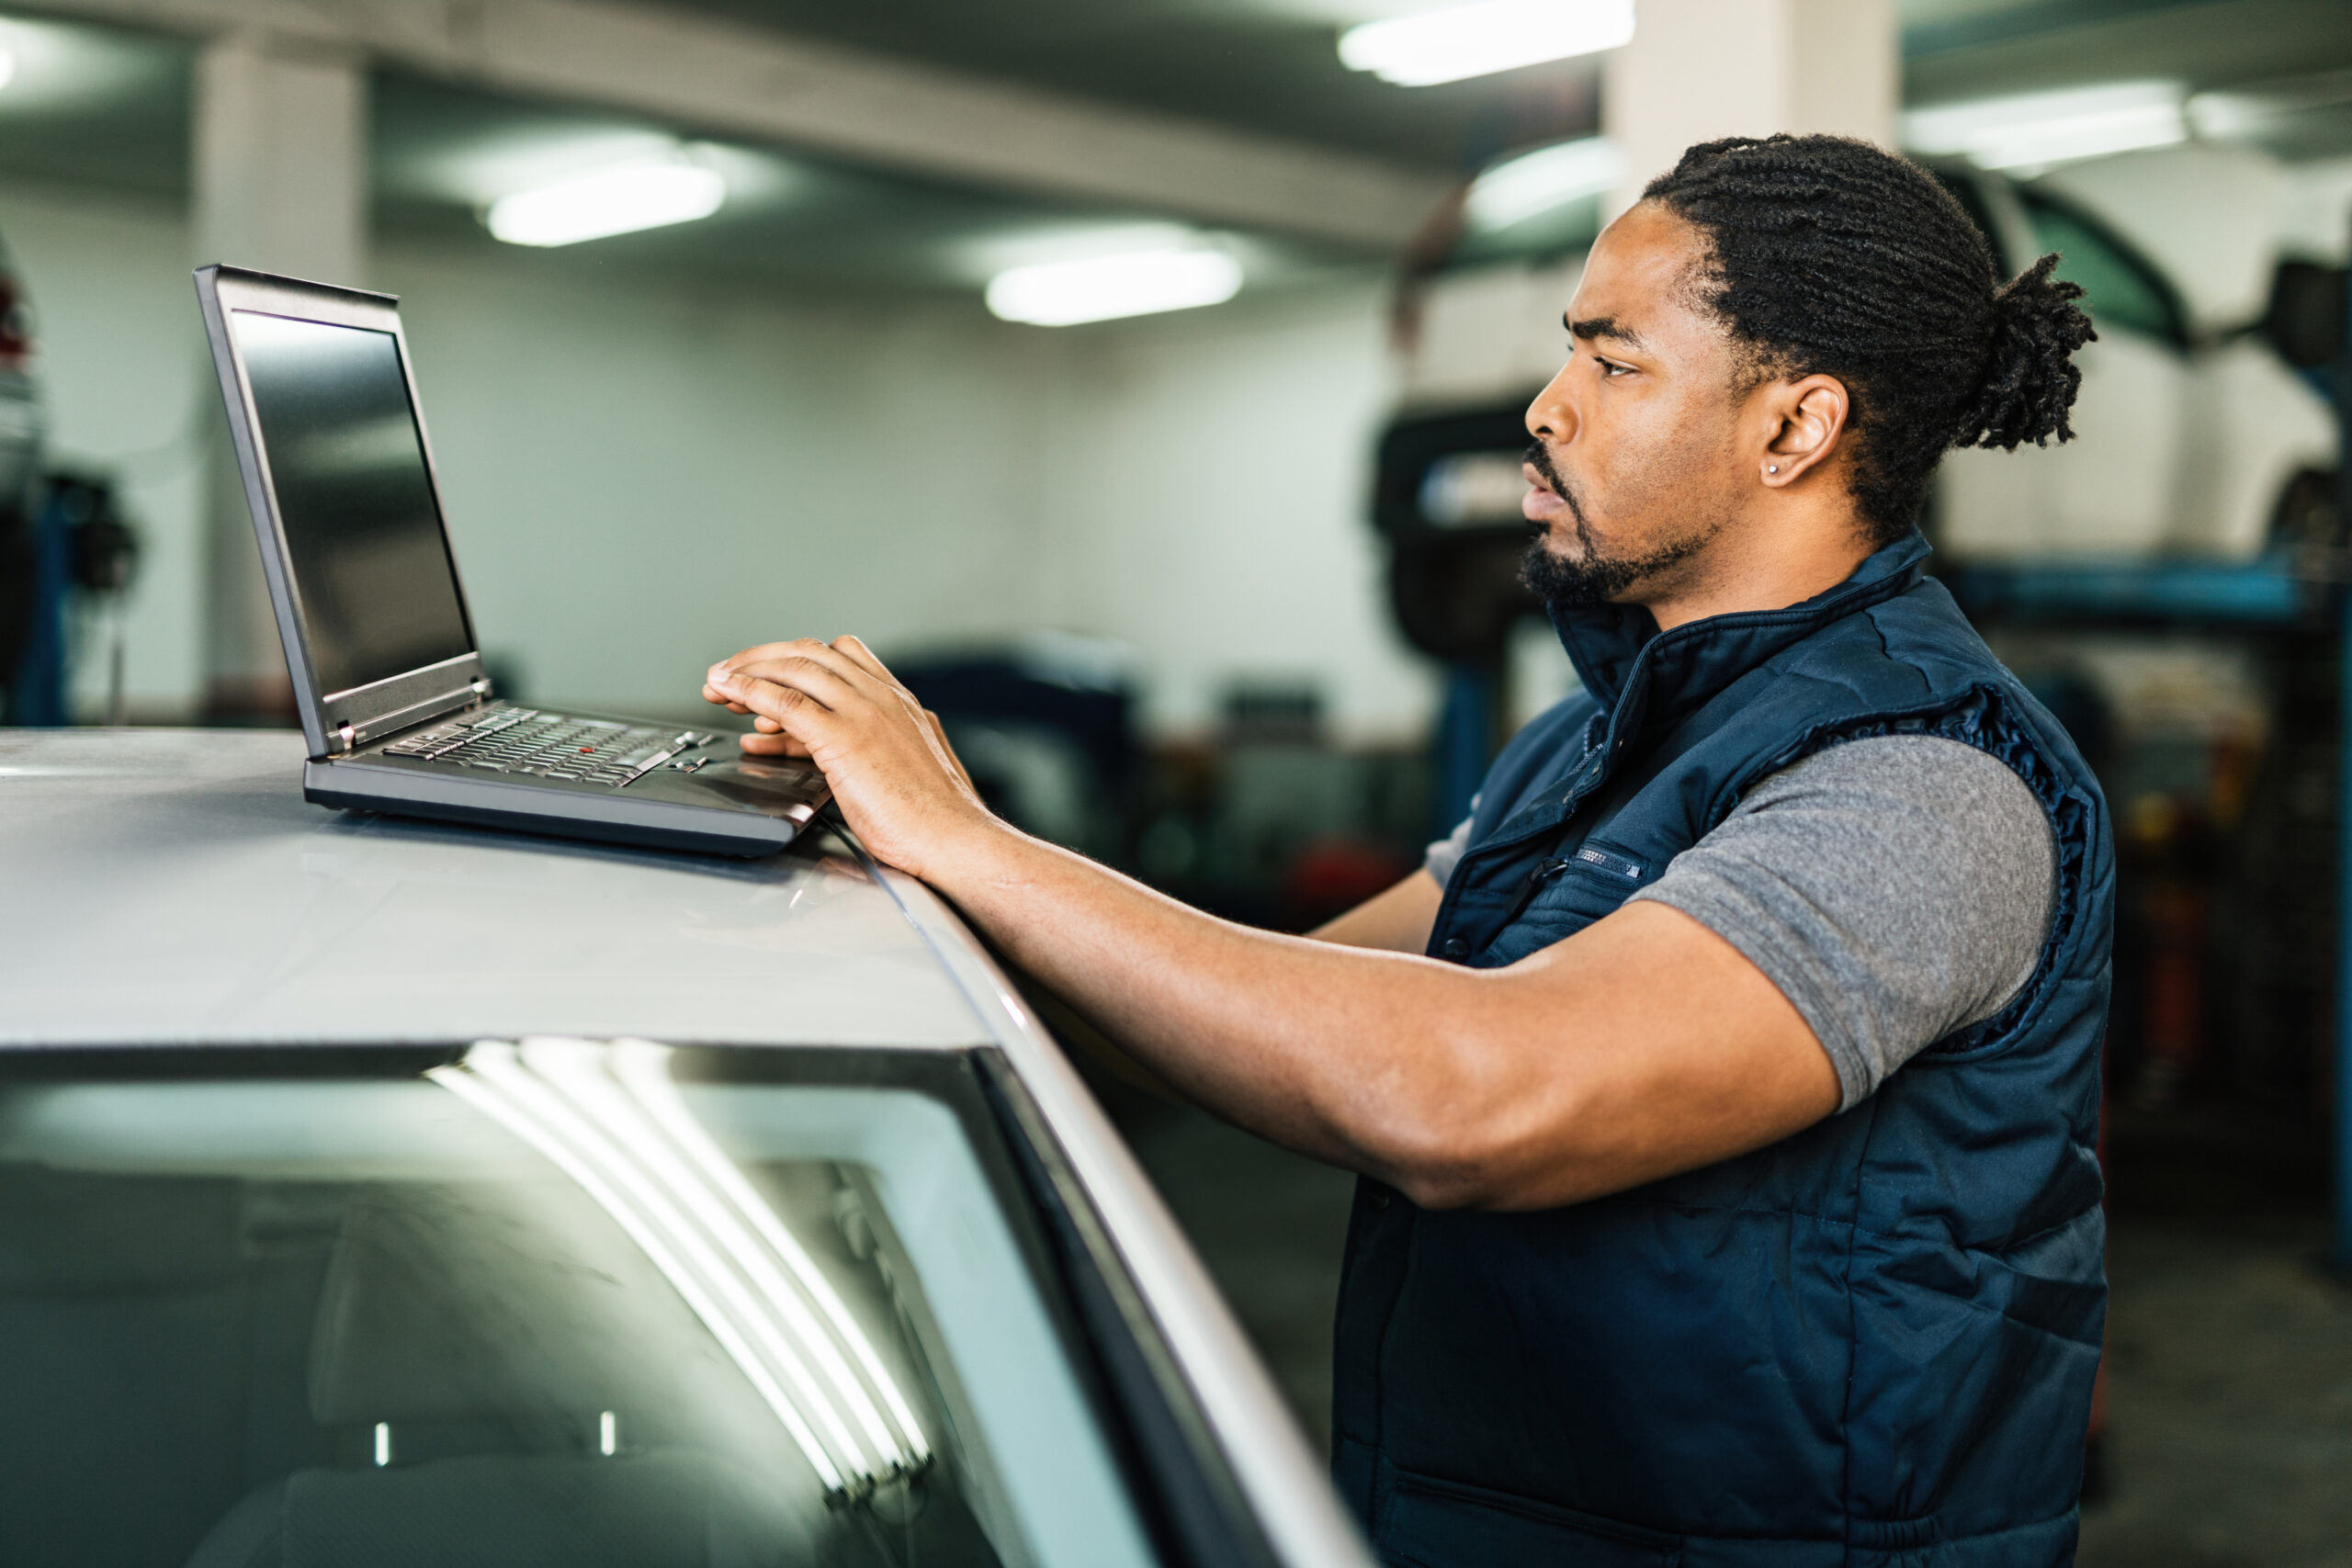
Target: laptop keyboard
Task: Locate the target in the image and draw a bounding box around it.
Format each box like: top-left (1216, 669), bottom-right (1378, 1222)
top-left (380, 706), bottom-right (721, 789)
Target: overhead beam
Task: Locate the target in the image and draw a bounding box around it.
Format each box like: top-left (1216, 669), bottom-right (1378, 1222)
top-left (1604, 0), bottom-right (1896, 212)
top-left (20, 0), bottom-right (1451, 248)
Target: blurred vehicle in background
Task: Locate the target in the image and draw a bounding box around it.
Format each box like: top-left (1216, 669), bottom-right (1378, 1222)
top-left (1371, 143), bottom-right (2342, 683)
top-left (899, 641), bottom-right (1428, 933)
top-left (895, 633), bottom-right (1143, 868)
top-left (1929, 162), bottom-right (2335, 563)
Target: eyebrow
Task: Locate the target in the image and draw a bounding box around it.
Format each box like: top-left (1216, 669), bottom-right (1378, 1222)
top-left (1567, 314), bottom-right (1647, 352)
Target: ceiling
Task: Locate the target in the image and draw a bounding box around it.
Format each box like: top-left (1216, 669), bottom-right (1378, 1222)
top-left (1909, 0), bottom-right (2352, 161)
top-left (656, 0), bottom-right (1604, 175)
top-left (0, 14), bottom-right (184, 201)
top-left (368, 72), bottom-right (1363, 299)
top-left (658, 0), bottom-right (2352, 164)
top-left (0, 0), bottom-right (2346, 298)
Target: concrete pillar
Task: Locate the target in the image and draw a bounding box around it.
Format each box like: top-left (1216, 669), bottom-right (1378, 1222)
top-left (191, 32), bottom-right (366, 718)
top-left (1603, 0), bottom-right (1898, 215)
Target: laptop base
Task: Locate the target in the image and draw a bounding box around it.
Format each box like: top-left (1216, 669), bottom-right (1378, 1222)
top-left (305, 750), bottom-right (825, 858)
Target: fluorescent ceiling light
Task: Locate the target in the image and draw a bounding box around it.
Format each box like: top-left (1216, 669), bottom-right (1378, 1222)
top-left (486, 158), bottom-right (725, 247)
top-left (0, 20), bottom-right (177, 112)
top-left (1467, 137), bottom-right (1623, 230)
top-left (2189, 74), bottom-right (2352, 142)
top-left (1903, 82), bottom-right (2186, 173)
top-left (1340, 0), bottom-right (1634, 88)
top-left (986, 249), bottom-right (1242, 327)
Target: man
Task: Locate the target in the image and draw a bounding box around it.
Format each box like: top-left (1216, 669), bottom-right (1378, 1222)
top-left (705, 135), bottom-right (2111, 1567)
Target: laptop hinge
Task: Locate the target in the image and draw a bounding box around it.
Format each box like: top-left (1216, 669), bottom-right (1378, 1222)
top-left (334, 681), bottom-right (485, 755)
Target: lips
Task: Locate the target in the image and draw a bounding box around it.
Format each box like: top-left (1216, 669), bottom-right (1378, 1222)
top-left (1522, 462), bottom-right (1568, 524)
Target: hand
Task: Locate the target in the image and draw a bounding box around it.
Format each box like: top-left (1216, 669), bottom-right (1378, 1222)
top-left (702, 637), bottom-right (995, 880)
top-left (703, 638), bottom-right (978, 788)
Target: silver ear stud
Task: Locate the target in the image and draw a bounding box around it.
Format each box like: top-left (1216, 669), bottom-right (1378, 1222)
top-left (1767, 464), bottom-right (1780, 474)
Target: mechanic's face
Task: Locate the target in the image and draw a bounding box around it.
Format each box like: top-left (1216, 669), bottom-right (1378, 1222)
top-left (1521, 201), bottom-right (1751, 608)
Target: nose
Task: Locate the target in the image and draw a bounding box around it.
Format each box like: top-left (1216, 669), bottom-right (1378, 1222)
top-left (1525, 359), bottom-right (1577, 446)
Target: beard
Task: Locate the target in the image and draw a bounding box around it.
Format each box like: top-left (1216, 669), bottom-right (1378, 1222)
top-left (1516, 441), bottom-right (1719, 612)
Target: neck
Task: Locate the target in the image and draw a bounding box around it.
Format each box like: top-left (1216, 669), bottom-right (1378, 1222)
top-left (1634, 510), bottom-right (1875, 632)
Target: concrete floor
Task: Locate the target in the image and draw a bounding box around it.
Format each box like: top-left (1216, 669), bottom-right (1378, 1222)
top-left (1120, 1101), bottom-right (2352, 1563)
top-left (2079, 1215), bottom-right (2352, 1568)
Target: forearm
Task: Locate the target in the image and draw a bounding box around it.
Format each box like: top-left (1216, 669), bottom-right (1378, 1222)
top-left (927, 823), bottom-right (1467, 1176)
top-left (934, 826), bottom-right (1838, 1210)
top-left (701, 637), bottom-right (1837, 1211)
top-left (1310, 868), bottom-right (1445, 952)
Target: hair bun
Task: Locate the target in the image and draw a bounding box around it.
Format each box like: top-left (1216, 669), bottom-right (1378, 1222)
top-left (1956, 253), bottom-right (2096, 451)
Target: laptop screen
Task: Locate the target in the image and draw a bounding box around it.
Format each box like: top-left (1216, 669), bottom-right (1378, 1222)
top-left (233, 310), bottom-right (474, 697)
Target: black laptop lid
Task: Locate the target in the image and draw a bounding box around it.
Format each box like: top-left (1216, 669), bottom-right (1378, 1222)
top-left (232, 311), bottom-right (473, 698)
top-left (198, 266), bottom-right (489, 756)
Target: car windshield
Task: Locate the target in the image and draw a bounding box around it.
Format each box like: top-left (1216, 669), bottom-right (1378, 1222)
top-left (0, 1042), bottom-right (1158, 1568)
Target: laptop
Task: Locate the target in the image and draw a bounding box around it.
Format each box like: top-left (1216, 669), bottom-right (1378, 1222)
top-left (195, 265), bottom-right (829, 857)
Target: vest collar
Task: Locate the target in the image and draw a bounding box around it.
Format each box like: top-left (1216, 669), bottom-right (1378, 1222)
top-left (1549, 530), bottom-right (1932, 734)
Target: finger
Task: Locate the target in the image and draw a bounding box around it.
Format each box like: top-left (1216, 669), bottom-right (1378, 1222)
top-left (923, 709), bottom-right (977, 793)
top-left (713, 637), bottom-right (875, 694)
top-left (828, 635), bottom-right (897, 684)
top-left (710, 640), bottom-right (820, 675)
top-left (739, 731), bottom-right (812, 758)
top-left (827, 638), bottom-right (942, 739)
top-left (714, 653), bottom-right (862, 714)
top-left (831, 640), bottom-right (944, 738)
top-left (707, 666), bottom-right (848, 737)
top-left (701, 683), bottom-right (755, 716)
top-left (708, 659), bottom-right (871, 721)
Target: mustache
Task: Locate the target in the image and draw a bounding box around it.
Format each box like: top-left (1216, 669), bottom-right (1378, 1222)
top-left (1523, 441), bottom-right (1587, 529)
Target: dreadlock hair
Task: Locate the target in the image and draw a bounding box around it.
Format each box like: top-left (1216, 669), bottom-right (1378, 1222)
top-left (1641, 134), bottom-right (2095, 544)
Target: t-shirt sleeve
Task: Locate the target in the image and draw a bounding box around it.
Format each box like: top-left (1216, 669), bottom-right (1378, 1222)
top-left (1626, 735), bottom-right (2055, 1111)
top-left (1423, 805), bottom-right (1476, 889)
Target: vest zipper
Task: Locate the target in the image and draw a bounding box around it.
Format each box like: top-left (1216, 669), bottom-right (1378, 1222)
top-left (1570, 845), bottom-right (1646, 882)
top-left (1496, 856), bottom-right (1572, 928)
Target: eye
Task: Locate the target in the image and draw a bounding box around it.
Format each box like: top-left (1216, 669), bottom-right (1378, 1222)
top-left (1594, 355), bottom-right (1634, 378)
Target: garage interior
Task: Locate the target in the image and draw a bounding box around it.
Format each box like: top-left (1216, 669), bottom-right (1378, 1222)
top-left (4, 2), bottom-right (2352, 1563)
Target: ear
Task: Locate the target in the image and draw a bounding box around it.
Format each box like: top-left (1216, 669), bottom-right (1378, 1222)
top-left (1756, 374), bottom-right (1850, 490)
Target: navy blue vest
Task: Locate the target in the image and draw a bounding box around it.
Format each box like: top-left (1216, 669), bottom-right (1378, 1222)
top-left (1333, 534), bottom-right (2112, 1568)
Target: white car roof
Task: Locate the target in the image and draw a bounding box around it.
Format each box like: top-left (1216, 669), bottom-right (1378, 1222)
top-left (2, 728), bottom-right (990, 1049)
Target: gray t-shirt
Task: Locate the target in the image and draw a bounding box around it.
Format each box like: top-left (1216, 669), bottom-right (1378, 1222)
top-left (1423, 735), bottom-right (2055, 1110)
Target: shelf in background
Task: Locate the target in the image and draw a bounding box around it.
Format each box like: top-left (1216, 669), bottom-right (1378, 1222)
top-left (1940, 550), bottom-right (2332, 630)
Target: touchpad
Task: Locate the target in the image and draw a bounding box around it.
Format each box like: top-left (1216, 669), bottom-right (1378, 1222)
top-left (664, 757), bottom-right (827, 817)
